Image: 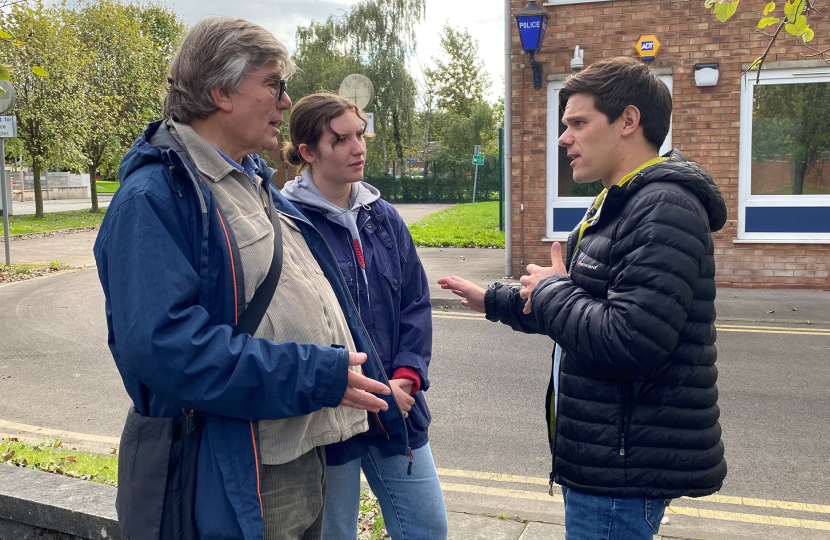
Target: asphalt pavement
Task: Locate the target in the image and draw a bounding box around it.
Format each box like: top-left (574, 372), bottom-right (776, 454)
top-left (4, 195), bottom-right (113, 216)
top-left (1, 201), bottom-right (829, 539)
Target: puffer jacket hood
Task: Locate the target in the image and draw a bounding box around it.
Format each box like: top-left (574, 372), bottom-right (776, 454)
top-left (613, 149), bottom-right (727, 232)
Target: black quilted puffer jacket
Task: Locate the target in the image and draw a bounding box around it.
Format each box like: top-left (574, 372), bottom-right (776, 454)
top-left (486, 150), bottom-right (728, 499)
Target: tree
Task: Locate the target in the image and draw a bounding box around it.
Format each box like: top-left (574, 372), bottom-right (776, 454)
top-left (328, 0), bottom-right (425, 172)
top-left (430, 24), bottom-right (491, 117)
top-left (119, 2), bottom-right (184, 147)
top-left (706, 0), bottom-right (830, 77)
top-left (290, 22), bottom-right (362, 99)
top-left (72, 0), bottom-right (183, 212)
top-left (1, 1), bottom-right (85, 217)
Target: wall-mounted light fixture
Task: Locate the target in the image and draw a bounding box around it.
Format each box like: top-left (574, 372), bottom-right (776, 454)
top-left (514, 0), bottom-right (549, 90)
top-left (695, 62), bottom-right (720, 87)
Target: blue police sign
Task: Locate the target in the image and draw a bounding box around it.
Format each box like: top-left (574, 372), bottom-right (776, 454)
top-left (514, 1), bottom-right (548, 54)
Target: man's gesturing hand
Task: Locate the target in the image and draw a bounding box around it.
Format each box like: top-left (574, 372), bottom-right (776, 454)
top-left (437, 276), bottom-right (486, 313)
top-left (340, 353), bottom-right (391, 413)
top-left (519, 242), bottom-right (568, 314)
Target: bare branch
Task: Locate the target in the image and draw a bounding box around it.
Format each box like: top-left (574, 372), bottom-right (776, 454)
top-left (746, 19), bottom-right (788, 84)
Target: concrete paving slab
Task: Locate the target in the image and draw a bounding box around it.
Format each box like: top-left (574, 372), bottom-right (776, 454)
top-left (1, 230), bottom-right (98, 267)
top-left (418, 247), bottom-right (512, 308)
top-left (447, 512), bottom-right (526, 540)
top-left (517, 521), bottom-right (566, 540)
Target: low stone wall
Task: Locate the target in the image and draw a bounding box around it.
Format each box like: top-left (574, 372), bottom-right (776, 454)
top-left (12, 187), bottom-right (90, 202)
top-left (0, 464), bottom-right (123, 540)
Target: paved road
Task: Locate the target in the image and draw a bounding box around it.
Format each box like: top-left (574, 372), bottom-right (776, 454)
top-left (6, 195), bottom-right (113, 216)
top-left (1, 268), bottom-right (829, 539)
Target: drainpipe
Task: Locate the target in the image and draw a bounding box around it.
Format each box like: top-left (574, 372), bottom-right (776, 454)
top-left (504, 0), bottom-right (513, 278)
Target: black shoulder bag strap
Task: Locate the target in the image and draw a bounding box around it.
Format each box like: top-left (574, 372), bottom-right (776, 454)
top-left (232, 202), bottom-right (284, 337)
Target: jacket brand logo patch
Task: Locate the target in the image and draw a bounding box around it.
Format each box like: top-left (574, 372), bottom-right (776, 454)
top-left (576, 261), bottom-right (598, 270)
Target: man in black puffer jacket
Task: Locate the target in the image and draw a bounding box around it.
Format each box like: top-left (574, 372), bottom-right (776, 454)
top-left (439, 57), bottom-right (727, 539)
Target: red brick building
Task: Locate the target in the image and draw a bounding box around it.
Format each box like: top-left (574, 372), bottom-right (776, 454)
top-left (507, 0), bottom-right (830, 288)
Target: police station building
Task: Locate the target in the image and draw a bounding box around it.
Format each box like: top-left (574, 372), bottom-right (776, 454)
top-left (506, 0), bottom-right (830, 288)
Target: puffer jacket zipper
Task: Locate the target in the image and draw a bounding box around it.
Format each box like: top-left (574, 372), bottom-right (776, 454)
top-left (619, 381), bottom-right (630, 456)
top-left (549, 350), bottom-right (563, 495)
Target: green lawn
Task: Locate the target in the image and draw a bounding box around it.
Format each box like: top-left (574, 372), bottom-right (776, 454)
top-left (409, 202), bottom-right (505, 248)
top-left (95, 181), bottom-right (120, 194)
top-left (1, 208), bottom-right (105, 235)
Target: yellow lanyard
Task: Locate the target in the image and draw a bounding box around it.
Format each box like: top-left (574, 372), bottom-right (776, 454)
top-left (569, 157), bottom-right (669, 267)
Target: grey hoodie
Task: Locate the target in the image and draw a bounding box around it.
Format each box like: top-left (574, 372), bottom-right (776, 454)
top-left (282, 169), bottom-right (381, 289)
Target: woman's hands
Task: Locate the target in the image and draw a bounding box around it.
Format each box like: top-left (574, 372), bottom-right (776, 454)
top-left (389, 378), bottom-right (416, 418)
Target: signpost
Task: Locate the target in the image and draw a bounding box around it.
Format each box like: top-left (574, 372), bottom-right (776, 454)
top-left (0, 80), bottom-right (16, 267)
top-left (472, 145), bottom-right (482, 203)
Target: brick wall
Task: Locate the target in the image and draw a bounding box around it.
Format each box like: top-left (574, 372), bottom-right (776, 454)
top-left (509, 0), bottom-right (830, 288)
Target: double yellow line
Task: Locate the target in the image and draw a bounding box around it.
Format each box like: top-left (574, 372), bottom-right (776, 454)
top-left (433, 311), bottom-right (830, 336)
top-left (435, 468), bottom-right (830, 531)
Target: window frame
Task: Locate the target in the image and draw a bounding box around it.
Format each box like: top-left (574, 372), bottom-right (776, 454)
top-left (737, 67), bottom-right (830, 243)
top-left (545, 74), bottom-right (673, 241)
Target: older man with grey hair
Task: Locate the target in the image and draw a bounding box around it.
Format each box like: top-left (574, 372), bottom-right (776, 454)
top-left (94, 16), bottom-right (409, 540)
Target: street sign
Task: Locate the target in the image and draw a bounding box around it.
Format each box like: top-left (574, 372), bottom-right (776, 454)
top-left (362, 112), bottom-right (375, 135)
top-left (472, 155), bottom-right (484, 166)
top-left (636, 35), bottom-right (661, 61)
top-left (474, 145), bottom-right (482, 155)
top-left (0, 116), bottom-right (17, 138)
top-left (406, 158), bottom-right (416, 162)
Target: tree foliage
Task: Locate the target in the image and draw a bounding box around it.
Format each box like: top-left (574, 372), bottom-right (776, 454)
top-left (0, 0), bottom-right (49, 83)
top-left (706, 0), bottom-right (830, 76)
top-left (293, 0), bottom-right (424, 174)
top-left (430, 24), bottom-right (490, 117)
top-left (1, 1), bottom-right (84, 217)
top-left (0, 0), bottom-right (183, 216)
top-left (72, 0), bottom-right (183, 211)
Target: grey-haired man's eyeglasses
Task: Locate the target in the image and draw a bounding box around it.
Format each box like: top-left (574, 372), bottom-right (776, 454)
top-left (245, 73), bottom-right (286, 102)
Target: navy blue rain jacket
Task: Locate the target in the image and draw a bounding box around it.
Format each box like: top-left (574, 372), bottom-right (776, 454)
top-left (290, 198), bottom-right (433, 464)
top-left (93, 120), bottom-right (407, 540)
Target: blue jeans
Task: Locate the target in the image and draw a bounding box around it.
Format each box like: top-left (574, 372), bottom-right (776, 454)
top-left (322, 442), bottom-right (447, 540)
top-left (561, 486), bottom-right (668, 540)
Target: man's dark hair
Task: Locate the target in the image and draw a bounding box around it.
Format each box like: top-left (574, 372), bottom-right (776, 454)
top-left (559, 57), bottom-right (672, 151)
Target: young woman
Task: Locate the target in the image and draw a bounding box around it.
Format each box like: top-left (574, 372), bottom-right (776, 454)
top-left (281, 91), bottom-right (447, 540)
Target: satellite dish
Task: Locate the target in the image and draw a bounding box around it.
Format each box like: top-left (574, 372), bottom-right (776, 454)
top-left (0, 81), bottom-right (15, 114)
top-left (338, 74), bottom-right (374, 110)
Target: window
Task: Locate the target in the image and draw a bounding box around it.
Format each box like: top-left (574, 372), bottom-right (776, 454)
top-left (545, 74), bottom-right (673, 240)
top-left (738, 67), bottom-right (830, 242)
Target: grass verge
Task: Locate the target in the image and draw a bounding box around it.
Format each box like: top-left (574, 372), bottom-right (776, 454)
top-left (2, 437), bottom-right (389, 536)
top-left (1, 208), bottom-right (106, 236)
top-left (0, 261), bottom-right (71, 284)
top-left (95, 181), bottom-right (120, 194)
top-left (409, 202), bottom-right (505, 248)
top-left (359, 491), bottom-right (389, 539)
top-left (1, 438), bottom-right (117, 486)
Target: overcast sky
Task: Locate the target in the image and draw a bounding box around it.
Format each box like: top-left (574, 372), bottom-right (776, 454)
top-left (152, 0), bottom-right (506, 101)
